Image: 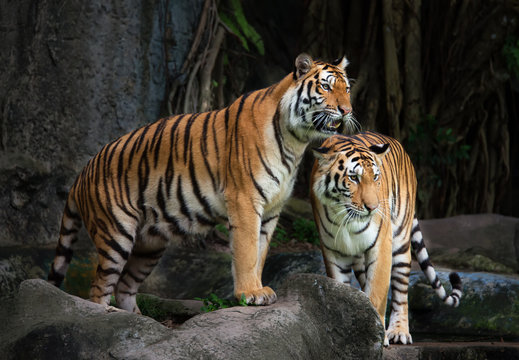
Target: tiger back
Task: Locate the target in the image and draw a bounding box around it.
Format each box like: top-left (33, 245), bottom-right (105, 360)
top-left (310, 131), bottom-right (462, 345)
top-left (48, 53), bottom-right (355, 313)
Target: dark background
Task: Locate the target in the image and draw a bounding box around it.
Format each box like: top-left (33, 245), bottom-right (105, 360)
top-left (1, 0), bottom-right (518, 248)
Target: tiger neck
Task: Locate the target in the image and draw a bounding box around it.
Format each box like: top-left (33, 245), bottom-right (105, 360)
top-left (271, 74), bottom-right (312, 156)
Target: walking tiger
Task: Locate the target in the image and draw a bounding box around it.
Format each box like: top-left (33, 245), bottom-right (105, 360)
top-left (48, 53), bottom-right (355, 312)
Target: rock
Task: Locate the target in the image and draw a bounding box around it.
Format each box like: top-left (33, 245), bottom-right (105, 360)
top-left (408, 271), bottom-right (519, 340)
top-left (419, 214), bottom-right (519, 273)
top-left (0, 276), bottom-right (385, 360)
top-left (0, 0), bottom-right (204, 248)
top-left (139, 248), bottom-right (235, 300)
top-left (383, 342), bottom-right (519, 360)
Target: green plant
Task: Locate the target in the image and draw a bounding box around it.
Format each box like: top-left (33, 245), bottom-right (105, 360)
top-left (292, 218), bottom-right (320, 246)
top-left (219, 0), bottom-right (264, 55)
top-left (215, 223), bottom-right (229, 236)
top-left (270, 219), bottom-right (320, 248)
top-left (195, 293), bottom-right (248, 312)
top-left (503, 35), bottom-right (519, 80)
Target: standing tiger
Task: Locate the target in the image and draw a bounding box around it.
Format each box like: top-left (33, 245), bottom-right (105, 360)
top-left (48, 53), bottom-right (354, 312)
top-left (310, 131), bottom-right (463, 345)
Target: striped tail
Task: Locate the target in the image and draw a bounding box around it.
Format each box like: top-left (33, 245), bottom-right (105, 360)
top-left (410, 218), bottom-right (462, 307)
top-left (48, 193), bottom-right (83, 288)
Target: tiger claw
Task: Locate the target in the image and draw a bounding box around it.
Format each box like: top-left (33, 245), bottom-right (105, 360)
top-left (386, 329), bottom-right (413, 345)
top-left (238, 286), bottom-right (277, 305)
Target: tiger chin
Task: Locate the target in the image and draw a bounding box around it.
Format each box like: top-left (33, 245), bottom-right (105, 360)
top-left (310, 131), bottom-right (463, 346)
top-left (48, 53), bottom-right (355, 312)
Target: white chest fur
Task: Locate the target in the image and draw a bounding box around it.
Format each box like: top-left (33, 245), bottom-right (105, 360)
top-left (322, 216), bottom-right (379, 256)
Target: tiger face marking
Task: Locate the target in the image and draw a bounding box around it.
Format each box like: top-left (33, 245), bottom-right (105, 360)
top-left (311, 132), bottom-right (463, 346)
top-left (282, 54), bottom-right (355, 141)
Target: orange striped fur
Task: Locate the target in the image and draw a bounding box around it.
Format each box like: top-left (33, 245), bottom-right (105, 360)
top-left (48, 53), bottom-right (355, 312)
top-left (311, 132), bottom-right (462, 345)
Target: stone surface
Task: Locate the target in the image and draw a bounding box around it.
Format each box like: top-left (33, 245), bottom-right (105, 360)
top-left (420, 214), bottom-right (519, 273)
top-left (409, 271), bottom-right (519, 340)
top-left (3, 245), bottom-right (519, 343)
top-left (0, 0), bottom-right (203, 248)
top-left (0, 276), bottom-right (384, 360)
top-left (383, 342), bottom-right (519, 360)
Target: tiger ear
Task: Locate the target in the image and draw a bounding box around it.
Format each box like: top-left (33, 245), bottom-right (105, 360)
top-left (295, 53), bottom-right (313, 79)
top-left (312, 146), bottom-right (336, 164)
top-left (332, 55), bottom-right (349, 70)
top-left (369, 143), bottom-right (390, 159)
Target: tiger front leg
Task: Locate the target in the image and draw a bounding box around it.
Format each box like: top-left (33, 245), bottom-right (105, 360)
top-left (386, 238), bottom-right (413, 345)
top-left (227, 199), bottom-right (276, 305)
top-left (363, 242), bottom-right (392, 347)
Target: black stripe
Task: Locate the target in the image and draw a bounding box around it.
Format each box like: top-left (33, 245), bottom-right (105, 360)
top-left (63, 203), bottom-right (82, 222)
top-left (188, 150), bottom-right (214, 218)
top-left (319, 216), bottom-right (335, 239)
top-left (322, 241), bottom-right (348, 257)
top-left (156, 176), bottom-right (188, 235)
top-left (256, 145), bottom-right (280, 185)
top-left (104, 237), bottom-right (130, 261)
top-left (177, 176), bottom-right (193, 221)
top-left (183, 113), bottom-right (198, 164)
top-left (272, 108), bottom-right (292, 172)
top-left (334, 263), bottom-right (352, 274)
top-left (261, 215), bottom-right (279, 226)
top-left (412, 238), bottom-right (425, 252)
top-left (196, 213), bottom-right (217, 226)
top-left (55, 243), bottom-right (73, 263)
top-left (249, 160), bottom-right (268, 202)
top-left (149, 117), bottom-right (167, 167)
top-left (411, 222), bottom-right (421, 237)
top-left (96, 265), bottom-right (121, 277)
top-left (97, 247), bottom-right (118, 264)
top-left (137, 142), bottom-right (151, 211)
top-left (392, 241), bottom-right (410, 256)
top-left (124, 269), bottom-right (146, 283)
top-left (59, 226), bottom-right (77, 236)
top-left (365, 238), bottom-right (377, 252)
top-left (353, 221), bottom-right (370, 235)
top-left (419, 258), bottom-right (433, 272)
top-left (392, 262), bottom-right (411, 268)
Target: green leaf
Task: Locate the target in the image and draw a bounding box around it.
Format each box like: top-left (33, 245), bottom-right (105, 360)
top-left (219, 0), bottom-right (264, 55)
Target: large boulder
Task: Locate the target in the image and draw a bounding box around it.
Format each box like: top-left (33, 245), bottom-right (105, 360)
top-left (0, 276), bottom-right (384, 360)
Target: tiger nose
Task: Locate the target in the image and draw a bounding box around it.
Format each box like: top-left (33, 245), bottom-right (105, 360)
top-left (338, 105), bottom-right (351, 115)
top-left (365, 203), bottom-right (378, 212)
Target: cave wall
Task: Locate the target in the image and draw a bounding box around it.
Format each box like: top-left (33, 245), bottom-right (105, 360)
top-left (0, 0), bottom-right (202, 246)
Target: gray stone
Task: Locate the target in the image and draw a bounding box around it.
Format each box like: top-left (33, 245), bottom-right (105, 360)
top-left (383, 342), bottom-right (519, 360)
top-left (420, 214), bottom-right (519, 273)
top-left (408, 271), bottom-right (519, 340)
top-left (0, 276), bottom-right (385, 360)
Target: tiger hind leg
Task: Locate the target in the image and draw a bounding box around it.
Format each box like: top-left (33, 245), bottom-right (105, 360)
top-left (48, 196), bottom-right (82, 287)
top-left (115, 225), bottom-right (169, 313)
top-left (89, 231), bottom-right (135, 310)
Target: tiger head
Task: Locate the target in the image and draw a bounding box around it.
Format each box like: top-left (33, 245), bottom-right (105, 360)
top-left (282, 53), bottom-right (355, 141)
top-left (312, 140), bottom-right (390, 222)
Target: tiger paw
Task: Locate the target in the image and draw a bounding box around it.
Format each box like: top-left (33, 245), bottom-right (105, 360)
top-left (386, 328), bottom-right (413, 345)
top-left (237, 286), bottom-right (277, 305)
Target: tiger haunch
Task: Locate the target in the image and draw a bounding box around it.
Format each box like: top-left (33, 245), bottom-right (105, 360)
top-left (48, 53), bottom-right (354, 312)
top-left (310, 131), bottom-right (463, 346)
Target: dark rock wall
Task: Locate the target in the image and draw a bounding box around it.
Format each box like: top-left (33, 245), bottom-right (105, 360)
top-left (0, 0), bottom-right (202, 246)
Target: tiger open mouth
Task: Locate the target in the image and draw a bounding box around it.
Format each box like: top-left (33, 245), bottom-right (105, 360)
top-left (313, 112), bottom-right (344, 134)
